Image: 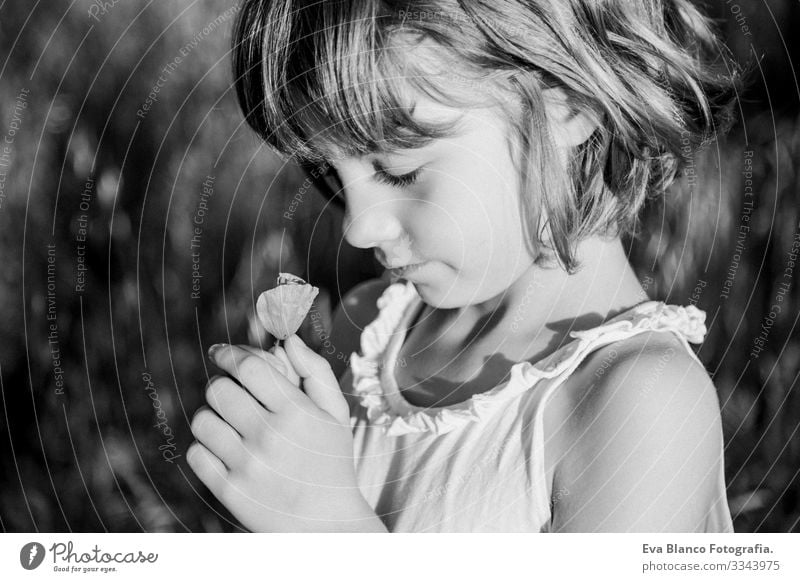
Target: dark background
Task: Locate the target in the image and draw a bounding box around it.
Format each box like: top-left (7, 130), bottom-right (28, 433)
top-left (0, 0), bottom-right (798, 532)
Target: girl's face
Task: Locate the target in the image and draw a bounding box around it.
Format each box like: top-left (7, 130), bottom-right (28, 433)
top-left (330, 98), bottom-right (539, 309)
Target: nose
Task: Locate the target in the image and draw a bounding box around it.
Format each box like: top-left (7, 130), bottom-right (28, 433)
top-left (338, 168), bottom-right (404, 250)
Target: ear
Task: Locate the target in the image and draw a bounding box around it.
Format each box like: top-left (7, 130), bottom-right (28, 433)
top-left (542, 87), bottom-right (598, 149)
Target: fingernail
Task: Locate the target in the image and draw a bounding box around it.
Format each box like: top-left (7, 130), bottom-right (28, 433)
top-left (186, 443), bottom-right (198, 462)
top-left (208, 343), bottom-right (225, 359)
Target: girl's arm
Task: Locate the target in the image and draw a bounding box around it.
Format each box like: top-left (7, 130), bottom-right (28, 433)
top-left (549, 334), bottom-right (726, 532)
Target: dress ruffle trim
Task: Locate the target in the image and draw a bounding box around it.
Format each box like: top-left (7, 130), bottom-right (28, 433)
top-left (349, 280), bottom-right (707, 437)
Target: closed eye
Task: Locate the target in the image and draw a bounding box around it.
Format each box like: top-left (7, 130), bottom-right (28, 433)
top-left (372, 160), bottom-right (422, 188)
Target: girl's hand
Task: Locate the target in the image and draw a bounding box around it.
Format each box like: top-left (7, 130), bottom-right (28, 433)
top-left (234, 343), bottom-right (301, 388)
top-left (187, 335), bottom-right (385, 532)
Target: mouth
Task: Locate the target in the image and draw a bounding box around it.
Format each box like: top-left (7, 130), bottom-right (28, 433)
top-left (387, 262), bottom-right (427, 277)
top-left (374, 248), bottom-right (429, 278)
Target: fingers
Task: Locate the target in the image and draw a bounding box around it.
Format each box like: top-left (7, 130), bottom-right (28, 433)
top-left (268, 345), bottom-right (300, 387)
top-left (231, 344), bottom-right (301, 387)
top-left (210, 344), bottom-right (303, 412)
top-left (205, 375), bottom-right (267, 437)
top-left (186, 441), bottom-right (229, 498)
top-left (234, 344), bottom-right (290, 378)
top-left (285, 334), bottom-right (349, 424)
top-left (190, 406), bottom-right (246, 467)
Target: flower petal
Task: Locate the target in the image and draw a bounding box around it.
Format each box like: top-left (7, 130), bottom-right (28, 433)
top-left (256, 273), bottom-right (319, 340)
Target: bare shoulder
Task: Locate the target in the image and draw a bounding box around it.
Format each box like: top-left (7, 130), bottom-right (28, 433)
top-left (324, 277), bottom-right (391, 381)
top-left (545, 331), bottom-right (725, 532)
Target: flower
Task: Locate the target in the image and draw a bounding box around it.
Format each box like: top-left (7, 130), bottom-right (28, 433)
top-left (256, 273), bottom-right (319, 340)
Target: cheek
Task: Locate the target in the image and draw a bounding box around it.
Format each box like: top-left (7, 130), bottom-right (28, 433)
top-left (414, 197), bottom-right (493, 258)
top-left (461, 186), bottom-right (534, 289)
top-left (406, 193), bottom-right (466, 233)
top-left (467, 171), bottom-right (529, 257)
top-left (408, 189), bottom-right (529, 274)
top-left (484, 209), bottom-right (530, 275)
top-left (406, 135), bottom-right (530, 270)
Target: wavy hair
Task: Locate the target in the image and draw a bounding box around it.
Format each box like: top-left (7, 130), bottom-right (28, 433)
top-left (233, 0), bottom-right (741, 270)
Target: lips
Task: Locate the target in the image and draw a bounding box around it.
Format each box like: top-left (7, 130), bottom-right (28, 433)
top-left (374, 248), bottom-right (429, 278)
top-left (388, 262), bottom-right (426, 277)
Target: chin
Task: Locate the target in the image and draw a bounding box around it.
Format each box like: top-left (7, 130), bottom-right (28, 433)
top-left (409, 280), bottom-right (456, 309)
top-left (412, 280), bottom-right (497, 310)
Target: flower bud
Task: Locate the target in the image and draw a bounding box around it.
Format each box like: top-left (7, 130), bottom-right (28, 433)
top-left (256, 272), bottom-right (319, 340)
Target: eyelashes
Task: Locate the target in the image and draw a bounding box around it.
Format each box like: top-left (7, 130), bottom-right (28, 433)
top-left (315, 159), bottom-right (422, 205)
top-left (371, 160), bottom-right (422, 188)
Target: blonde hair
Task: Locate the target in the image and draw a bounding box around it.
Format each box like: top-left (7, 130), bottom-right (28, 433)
top-left (233, 0), bottom-right (741, 270)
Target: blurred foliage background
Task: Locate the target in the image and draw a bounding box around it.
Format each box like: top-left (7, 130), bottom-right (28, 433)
top-left (0, 0), bottom-right (797, 532)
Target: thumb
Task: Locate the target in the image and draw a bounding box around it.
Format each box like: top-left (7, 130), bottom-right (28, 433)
top-left (285, 335), bottom-right (349, 424)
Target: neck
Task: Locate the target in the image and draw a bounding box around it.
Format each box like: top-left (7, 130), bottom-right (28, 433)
top-left (439, 236), bottom-right (647, 345)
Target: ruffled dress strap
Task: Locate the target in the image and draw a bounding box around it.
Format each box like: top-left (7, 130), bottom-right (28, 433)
top-left (349, 280), bottom-right (709, 438)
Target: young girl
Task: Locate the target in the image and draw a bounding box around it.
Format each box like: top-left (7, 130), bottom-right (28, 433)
top-left (187, 0), bottom-right (739, 532)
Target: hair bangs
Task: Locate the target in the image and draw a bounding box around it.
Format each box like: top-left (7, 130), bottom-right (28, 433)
top-left (233, 0), bottom-right (464, 164)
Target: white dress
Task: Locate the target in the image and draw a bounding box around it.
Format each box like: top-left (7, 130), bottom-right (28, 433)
top-left (348, 280), bottom-right (734, 532)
